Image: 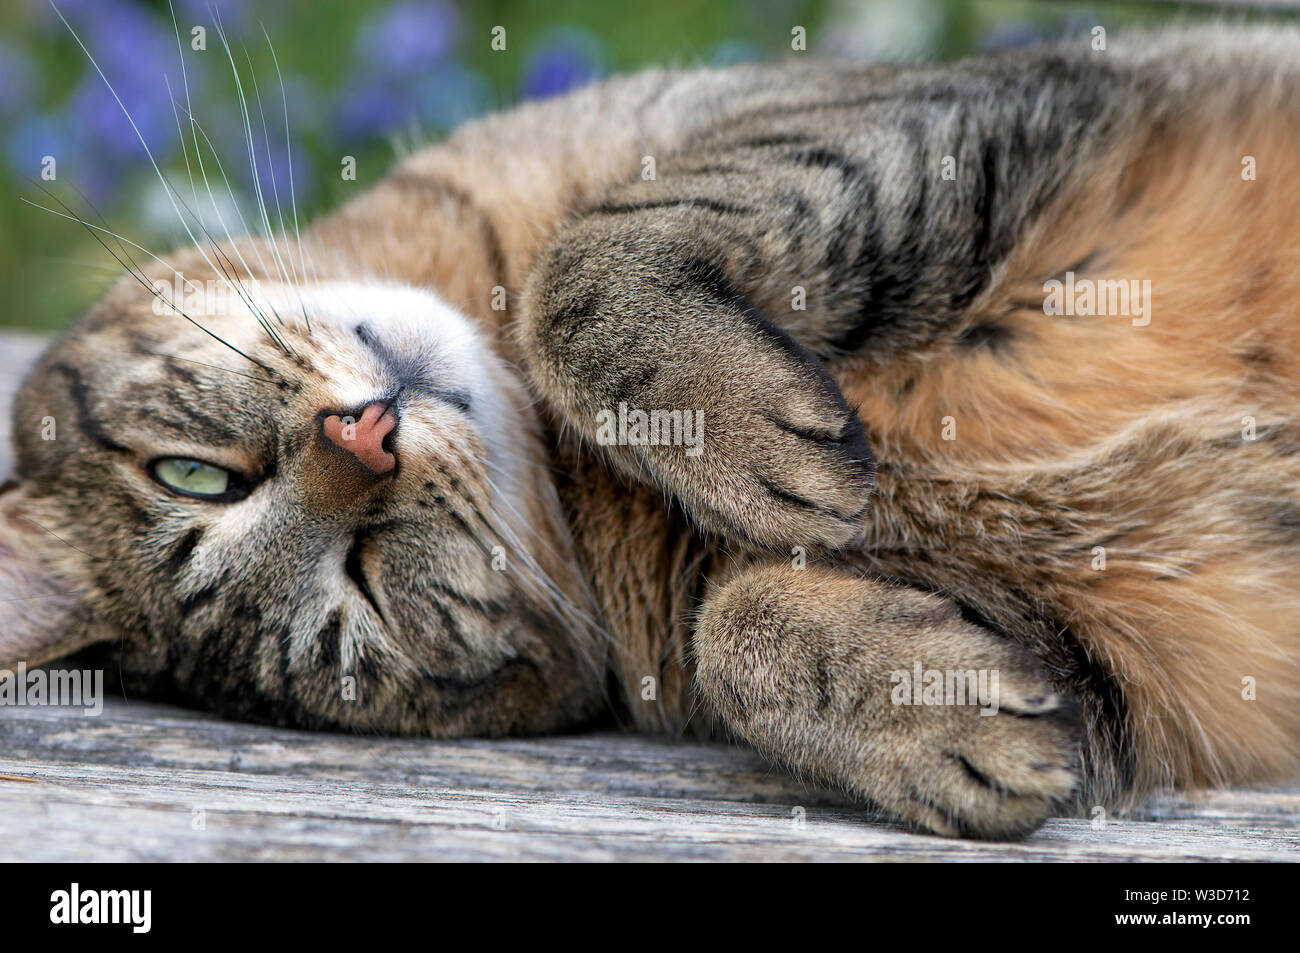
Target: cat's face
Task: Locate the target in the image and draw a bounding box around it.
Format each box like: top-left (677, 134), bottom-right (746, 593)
top-left (1, 245), bottom-right (603, 735)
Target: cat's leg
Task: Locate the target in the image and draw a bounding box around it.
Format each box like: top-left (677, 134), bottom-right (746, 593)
top-left (694, 561), bottom-right (1081, 838)
top-left (515, 54), bottom-right (1132, 550)
top-left (518, 230), bottom-right (875, 551)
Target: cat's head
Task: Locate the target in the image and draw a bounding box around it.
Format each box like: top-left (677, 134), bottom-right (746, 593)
top-left (0, 241), bottom-right (604, 735)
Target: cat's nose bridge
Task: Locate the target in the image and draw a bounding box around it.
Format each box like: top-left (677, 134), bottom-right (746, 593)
top-left (321, 400), bottom-right (398, 475)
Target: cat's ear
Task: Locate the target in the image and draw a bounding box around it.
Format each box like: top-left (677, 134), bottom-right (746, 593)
top-left (0, 479), bottom-right (101, 669)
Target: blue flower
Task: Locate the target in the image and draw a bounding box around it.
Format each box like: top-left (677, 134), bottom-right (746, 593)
top-left (69, 74), bottom-right (177, 165)
top-left (247, 142), bottom-right (315, 216)
top-left (34, 0), bottom-right (131, 35)
top-left (49, 1), bottom-right (191, 165)
top-left (520, 27), bottom-right (606, 101)
top-left (7, 113), bottom-right (76, 179)
top-left (333, 79), bottom-right (413, 142)
top-left (7, 111), bottom-right (122, 207)
top-left (356, 0), bottom-right (461, 77)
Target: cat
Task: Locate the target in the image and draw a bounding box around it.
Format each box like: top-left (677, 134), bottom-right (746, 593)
top-left (3, 25), bottom-right (1299, 839)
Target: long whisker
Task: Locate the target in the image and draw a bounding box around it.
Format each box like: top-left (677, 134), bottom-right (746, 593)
top-left (23, 181), bottom-right (278, 376)
top-left (210, 10), bottom-right (295, 339)
top-left (167, 1), bottom-right (284, 333)
top-left (263, 22), bottom-right (315, 324)
top-left (21, 193), bottom-right (273, 372)
top-left (242, 46), bottom-right (316, 337)
top-left (39, 181), bottom-right (276, 373)
top-left (57, 177), bottom-right (162, 301)
top-left (136, 350), bottom-right (280, 385)
top-left (245, 50), bottom-right (298, 290)
top-left (478, 469), bottom-right (613, 685)
top-left (51, 0), bottom-right (294, 359)
top-left (164, 83), bottom-right (287, 344)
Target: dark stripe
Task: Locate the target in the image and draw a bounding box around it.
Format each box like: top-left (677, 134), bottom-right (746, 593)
top-left (344, 531), bottom-right (387, 626)
top-left (179, 579), bottom-right (223, 614)
top-left (165, 359), bottom-right (202, 388)
top-left (427, 579), bottom-right (509, 617)
top-left (151, 400), bottom-right (245, 443)
top-left (168, 528), bottom-right (203, 577)
top-left (733, 132), bottom-right (816, 149)
top-left (428, 598), bottom-right (471, 652)
top-left (315, 610), bottom-right (343, 670)
top-left (669, 259), bottom-right (870, 488)
top-left (757, 477), bottom-right (823, 513)
top-left (591, 197), bottom-right (750, 217)
top-left (955, 321), bottom-right (1015, 352)
top-left (608, 364), bottom-right (660, 406)
top-left (421, 655), bottom-right (542, 716)
top-left (677, 163), bottom-right (744, 177)
top-left (786, 147), bottom-right (864, 177)
top-left (543, 287), bottom-right (603, 351)
top-left (53, 364), bottom-right (128, 453)
top-left (761, 411), bottom-right (845, 446)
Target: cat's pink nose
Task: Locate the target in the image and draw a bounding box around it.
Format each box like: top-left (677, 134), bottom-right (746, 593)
top-left (322, 401), bottom-right (397, 475)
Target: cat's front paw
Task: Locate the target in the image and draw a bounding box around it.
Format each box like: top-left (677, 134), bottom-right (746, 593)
top-left (878, 677), bottom-right (1082, 839)
top-left (607, 335), bottom-right (874, 550)
top-left (695, 566), bottom-right (1082, 840)
top-left (853, 626), bottom-right (1082, 839)
top-left (521, 226), bottom-right (873, 550)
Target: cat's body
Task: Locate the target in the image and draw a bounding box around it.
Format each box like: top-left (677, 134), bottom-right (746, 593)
top-left (4, 27), bottom-right (1300, 838)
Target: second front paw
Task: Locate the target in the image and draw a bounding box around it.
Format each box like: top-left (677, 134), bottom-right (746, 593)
top-left (596, 344), bottom-right (874, 550)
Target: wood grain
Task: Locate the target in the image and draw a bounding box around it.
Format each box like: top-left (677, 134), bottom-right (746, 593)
top-left (0, 699), bottom-right (1296, 861)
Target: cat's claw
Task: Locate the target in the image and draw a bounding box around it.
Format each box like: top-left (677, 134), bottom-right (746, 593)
top-left (603, 336), bottom-right (874, 551)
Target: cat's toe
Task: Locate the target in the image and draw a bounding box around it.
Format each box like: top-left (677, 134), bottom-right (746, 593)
top-left (892, 694), bottom-right (1081, 839)
top-left (636, 352), bottom-right (874, 550)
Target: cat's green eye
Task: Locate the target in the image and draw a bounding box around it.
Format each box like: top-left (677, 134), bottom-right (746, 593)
top-left (152, 458), bottom-right (233, 499)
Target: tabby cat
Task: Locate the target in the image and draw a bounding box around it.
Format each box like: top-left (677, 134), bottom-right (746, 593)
top-left (4, 26), bottom-right (1299, 839)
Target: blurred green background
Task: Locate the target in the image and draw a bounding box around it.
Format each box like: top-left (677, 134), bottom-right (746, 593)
top-left (0, 0), bottom-right (1293, 331)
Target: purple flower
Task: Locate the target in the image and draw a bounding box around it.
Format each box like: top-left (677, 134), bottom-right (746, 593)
top-left (7, 113), bottom-right (76, 178)
top-left (247, 142), bottom-right (314, 216)
top-left (356, 1), bottom-right (461, 77)
top-left (68, 75), bottom-right (178, 165)
top-left (7, 111), bottom-right (123, 207)
top-left (42, 0), bottom-right (192, 165)
top-left (34, 0), bottom-right (131, 35)
top-left (520, 28), bottom-right (606, 101)
top-left (64, 0), bottom-right (176, 82)
top-left (333, 79), bottom-right (414, 142)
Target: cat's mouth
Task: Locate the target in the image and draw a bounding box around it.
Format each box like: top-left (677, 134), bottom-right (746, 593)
top-left (343, 528), bottom-right (388, 625)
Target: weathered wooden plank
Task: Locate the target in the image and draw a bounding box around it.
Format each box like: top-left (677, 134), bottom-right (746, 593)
top-left (0, 699), bottom-right (1296, 861)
